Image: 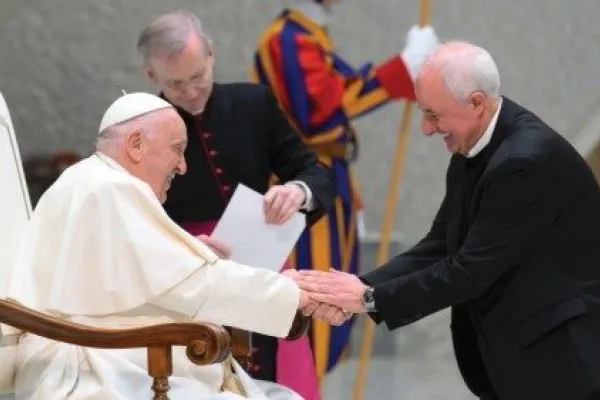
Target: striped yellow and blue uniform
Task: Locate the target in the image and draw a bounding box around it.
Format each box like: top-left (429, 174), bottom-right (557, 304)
top-left (251, 8), bottom-right (416, 379)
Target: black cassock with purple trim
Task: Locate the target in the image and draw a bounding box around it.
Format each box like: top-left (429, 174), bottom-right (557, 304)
top-left (161, 82), bottom-right (334, 383)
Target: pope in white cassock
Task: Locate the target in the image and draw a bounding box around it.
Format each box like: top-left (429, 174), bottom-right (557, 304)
top-left (5, 92), bottom-right (311, 399)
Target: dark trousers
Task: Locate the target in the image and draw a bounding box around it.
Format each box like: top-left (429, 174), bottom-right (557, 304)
top-left (250, 333), bottom-right (277, 382)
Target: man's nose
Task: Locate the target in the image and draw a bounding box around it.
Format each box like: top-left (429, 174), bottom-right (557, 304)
top-left (182, 85), bottom-right (200, 100)
top-left (177, 158), bottom-right (187, 175)
top-left (422, 119), bottom-right (436, 136)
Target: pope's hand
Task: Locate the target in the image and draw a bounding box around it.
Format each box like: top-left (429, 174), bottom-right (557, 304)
top-left (282, 269), bottom-right (312, 309)
top-left (401, 24), bottom-right (440, 80)
top-left (295, 269), bottom-right (368, 314)
top-left (196, 234), bottom-right (231, 258)
top-left (305, 302), bottom-right (352, 326)
top-left (299, 289), bottom-right (314, 310)
top-left (284, 268), bottom-right (355, 325)
top-left (263, 183), bottom-right (306, 224)
top-left (281, 268), bottom-right (300, 279)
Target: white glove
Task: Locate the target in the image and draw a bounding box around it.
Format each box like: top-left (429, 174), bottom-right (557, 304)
top-left (400, 25), bottom-right (440, 81)
top-left (356, 209), bottom-right (367, 241)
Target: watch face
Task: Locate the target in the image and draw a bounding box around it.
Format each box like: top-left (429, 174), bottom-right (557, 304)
top-left (363, 288), bottom-right (374, 304)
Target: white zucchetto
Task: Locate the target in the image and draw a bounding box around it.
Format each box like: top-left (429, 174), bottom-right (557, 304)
top-left (98, 92), bottom-right (173, 133)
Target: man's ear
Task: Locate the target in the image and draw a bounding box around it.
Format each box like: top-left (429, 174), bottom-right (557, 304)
top-left (207, 45), bottom-right (215, 68)
top-left (126, 130), bottom-right (144, 163)
top-left (469, 92), bottom-right (486, 116)
top-left (143, 66), bottom-right (158, 86)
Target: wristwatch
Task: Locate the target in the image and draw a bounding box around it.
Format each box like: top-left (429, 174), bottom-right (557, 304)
top-left (361, 286), bottom-right (377, 312)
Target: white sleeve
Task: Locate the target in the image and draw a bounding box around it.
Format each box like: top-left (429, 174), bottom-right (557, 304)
top-left (289, 180), bottom-right (315, 211)
top-left (149, 259), bottom-right (300, 338)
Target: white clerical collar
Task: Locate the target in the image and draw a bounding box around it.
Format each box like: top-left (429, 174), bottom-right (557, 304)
top-left (466, 98), bottom-right (503, 158)
top-left (94, 151), bottom-right (128, 173)
top-left (289, 0), bottom-right (330, 26)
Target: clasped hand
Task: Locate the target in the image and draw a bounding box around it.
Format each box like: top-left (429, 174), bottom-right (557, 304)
top-left (196, 232), bottom-right (366, 327)
top-left (196, 183), bottom-right (305, 256)
top-left (283, 268), bottom-right (369, 326)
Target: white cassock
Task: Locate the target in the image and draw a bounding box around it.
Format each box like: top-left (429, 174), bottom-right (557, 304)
top-left (5, 152), bottom-right (304, 400)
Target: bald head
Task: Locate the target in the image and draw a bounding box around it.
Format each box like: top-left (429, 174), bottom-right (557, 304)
top-left (415, 41), bottom-right (502, 155)
top-left (418, 41), bottom-right (500, 103)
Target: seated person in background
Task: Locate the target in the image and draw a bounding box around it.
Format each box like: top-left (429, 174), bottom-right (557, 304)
top-left (6, 92), bottom-right (324, 400)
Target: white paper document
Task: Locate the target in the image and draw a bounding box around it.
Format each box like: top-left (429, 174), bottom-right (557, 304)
top-left (211, 184), bottom-right (306, 272)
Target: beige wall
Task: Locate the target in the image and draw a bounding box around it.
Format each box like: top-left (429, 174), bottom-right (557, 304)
top-left (2, 0), bottom-right (600, 247)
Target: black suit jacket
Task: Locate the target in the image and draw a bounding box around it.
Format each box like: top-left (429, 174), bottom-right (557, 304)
top-left (362, 97), bottom-right (600, 400)
top-left (163, 83), bottom-right (335, 227)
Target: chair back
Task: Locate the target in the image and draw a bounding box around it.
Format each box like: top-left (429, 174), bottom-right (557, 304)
top-left (0, 91), bottom-right (32, 395)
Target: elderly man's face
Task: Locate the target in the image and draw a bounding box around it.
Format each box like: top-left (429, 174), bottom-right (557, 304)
top-left (415, 67), bottom-right (486, 155)
top-left (145, 33), bottom-right (214, 116)
top-left (137, 110), bottom-right (188, 203)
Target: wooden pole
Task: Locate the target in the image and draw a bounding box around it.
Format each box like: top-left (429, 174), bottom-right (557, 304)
top-left (351, 1), bottom-right (431, 398)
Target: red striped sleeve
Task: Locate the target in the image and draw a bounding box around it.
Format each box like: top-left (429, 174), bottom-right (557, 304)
top-left (294, 36), bottom-right (345, 126)
top-left (374, 55), bottom-right (416, 101)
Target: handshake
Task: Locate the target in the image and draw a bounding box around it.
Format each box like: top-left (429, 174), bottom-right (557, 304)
top-left (284, 268), bottom-right (371, 327)
top-left (196, 234), bottom-right (372, 326)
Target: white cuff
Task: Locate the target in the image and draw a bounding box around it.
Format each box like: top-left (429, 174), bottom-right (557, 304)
top-left (288, 180), bottom-right (316, 211)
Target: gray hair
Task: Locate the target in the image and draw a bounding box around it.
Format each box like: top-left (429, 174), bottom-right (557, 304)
top-left (425, 41), bottom-right (501, 103)
top-left (137, 10), bottom-right (212, 64)
top-left (96, 111), bottom-right (161, 152)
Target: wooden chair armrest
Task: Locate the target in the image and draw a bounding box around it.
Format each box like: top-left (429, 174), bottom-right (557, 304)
top-left (285, 311), bottom-right (311, 341)
top-left (0, 299), bottom-right (230, 365)
top-left (0, 299), bottom-right (232, 399)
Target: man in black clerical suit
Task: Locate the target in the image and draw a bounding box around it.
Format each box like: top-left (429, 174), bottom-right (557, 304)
top-left (293, 41), bottom-right (600, 400)
top-left (134, 9), bottom-right (334, 396)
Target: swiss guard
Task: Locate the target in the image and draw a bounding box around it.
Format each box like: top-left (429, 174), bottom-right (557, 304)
top-left (251, 0), bottom-right (440, 390)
